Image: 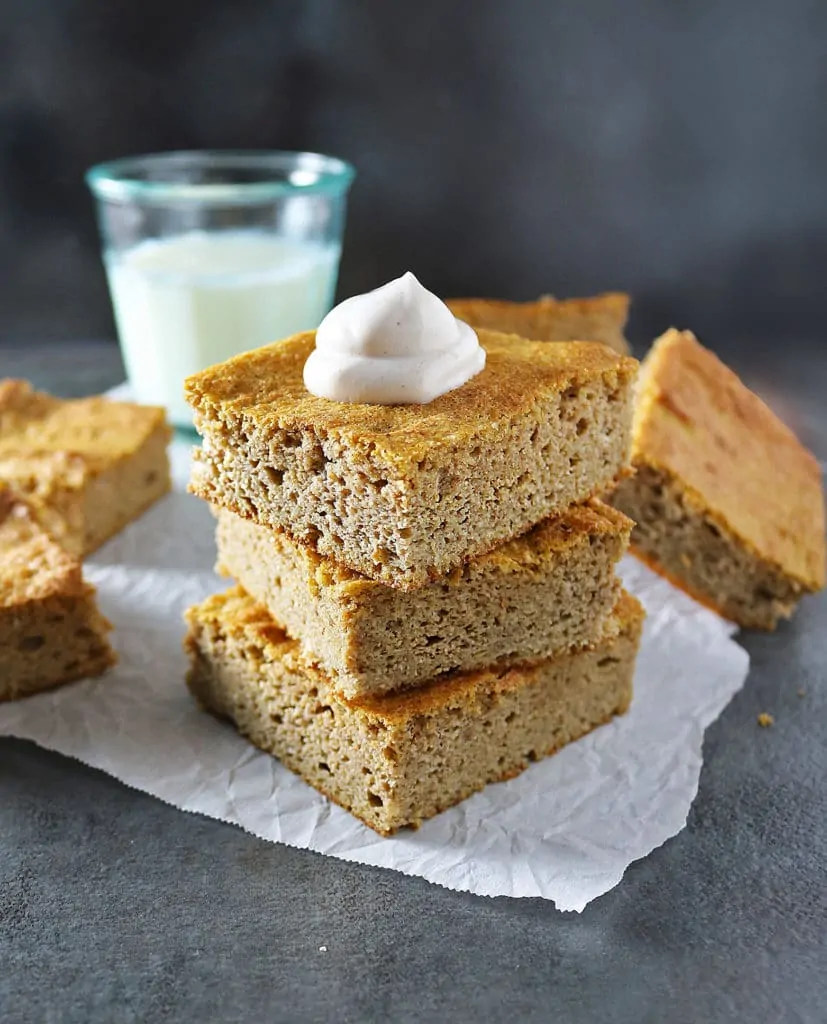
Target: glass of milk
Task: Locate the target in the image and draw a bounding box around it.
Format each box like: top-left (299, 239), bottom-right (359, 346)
top-left (86, 150), bottom-right (355, 427)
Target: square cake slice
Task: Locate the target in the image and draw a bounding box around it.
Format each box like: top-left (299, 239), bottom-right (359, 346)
top-left (0, 379), bottom-right (172, 557)
top-left (0, 486), bottom-right (116, 701)
top-left (214, 500), bottom-right (632, 698)
top-left (185, 586), bottom-right (643, 835)
top-left (611, 329), bottom-right (826, 628)
top-left (445, 292), bottom-right (630, 354)
top-left (187, 331), bottom-right (637, 589)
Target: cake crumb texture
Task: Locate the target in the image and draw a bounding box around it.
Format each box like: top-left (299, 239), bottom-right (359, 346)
top-left (214, 500), bottom-right (631, 697)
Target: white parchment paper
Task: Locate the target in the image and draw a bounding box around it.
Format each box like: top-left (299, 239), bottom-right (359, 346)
top-left (0, 442), bottom-right (749, 911)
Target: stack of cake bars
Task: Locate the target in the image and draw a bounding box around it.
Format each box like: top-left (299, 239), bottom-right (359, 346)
top-left (183, 330), bottom-right (645, 834)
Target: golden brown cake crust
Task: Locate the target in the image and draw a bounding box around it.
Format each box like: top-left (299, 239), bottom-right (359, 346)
top-left (0, 484), bottom-right (83, 604)
top-left (633, 330), bottom-right (825, 591)
top-left (185, 330), bottom-right (637, 469)
top-left (0, 378), bottom-right (59, 427)
top-left (0, 379), bottom-right (172, 556)
top-left (445, 293), bottom-right (630, 355)
top-left (0, 379), bottom-right (169, 460)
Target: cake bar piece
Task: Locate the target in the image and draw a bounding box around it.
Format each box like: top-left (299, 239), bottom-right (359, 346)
top-left (446, 292), bottom-right (630, 355)
top-left (611, 329), bottom-right (825, 628)
top-left (0, 379), bottom-right (172, 557)
top-left (215, 500), bottom-right (632, 698)
top-left (185, 586), bottom-right (643, 835)
top-left (187, 331), bottom-right (637, 589)
top-left (0, 485), bottom-right (115, 701)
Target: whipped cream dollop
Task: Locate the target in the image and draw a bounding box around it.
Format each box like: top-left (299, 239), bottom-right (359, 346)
top-left (303, 272), bottom-right (486, 404)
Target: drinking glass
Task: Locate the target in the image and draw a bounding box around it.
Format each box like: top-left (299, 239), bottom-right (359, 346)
top-left (86, 150), bottom-right (355, 427)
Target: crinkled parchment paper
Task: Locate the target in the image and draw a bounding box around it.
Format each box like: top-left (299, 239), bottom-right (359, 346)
top-left (0, 442), bottom-right (748, 911)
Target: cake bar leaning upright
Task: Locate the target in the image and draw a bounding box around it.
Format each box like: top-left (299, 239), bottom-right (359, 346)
top-left (187, 331), bottom-right (637, 589)
top-left (0, 485), bottom-right (116, 701)
top-left (185, 586), bottom-right (644, 836)
top-left (611, 329), bottom-right (826, 628)
top-left (214, 500), bottom-right (632, 698)
top-left (446, 292), bottom-right (631, 354)
top-left (0, 379), bottom-right (172, 557)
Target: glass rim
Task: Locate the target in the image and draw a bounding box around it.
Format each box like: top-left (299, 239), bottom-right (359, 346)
top-left (85, 149), bottom-right (356, 205)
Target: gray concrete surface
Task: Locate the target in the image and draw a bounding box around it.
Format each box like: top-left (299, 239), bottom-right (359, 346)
top-left (1, 340), bottom-right (826, 1023)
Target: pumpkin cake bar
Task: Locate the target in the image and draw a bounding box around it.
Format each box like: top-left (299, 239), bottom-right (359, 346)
top-left (187, 331), bottom-right (637, 589)
top-left (445, 292), bottom-right (630, 355)
top-left (0, 379), bottom-right (171, 557)
top-left (611, 329), bottom-right (825, 628)
top-left (185, 586), bottom-right (643, 835)
top-left (0, 485), bottom-right (115, 701)
top-left (214, 499), bottom-right (632, 698)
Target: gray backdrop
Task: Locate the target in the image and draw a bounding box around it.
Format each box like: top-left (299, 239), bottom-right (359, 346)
top-left (1, 0), bottom-right (825, 347)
